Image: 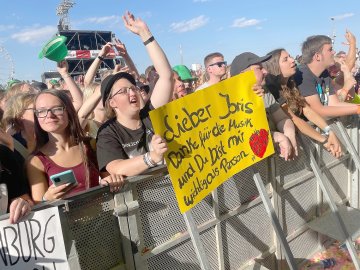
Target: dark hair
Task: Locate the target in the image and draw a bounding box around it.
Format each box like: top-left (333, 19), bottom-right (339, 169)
top-left (263, 48), bottom-right (307, 114)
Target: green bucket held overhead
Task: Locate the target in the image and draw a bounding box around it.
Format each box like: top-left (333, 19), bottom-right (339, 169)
top-left (38, 35), bottom-right (68, 62)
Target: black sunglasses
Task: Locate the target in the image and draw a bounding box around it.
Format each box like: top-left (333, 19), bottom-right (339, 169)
top-left (208, 61), bottom-right (227, 67)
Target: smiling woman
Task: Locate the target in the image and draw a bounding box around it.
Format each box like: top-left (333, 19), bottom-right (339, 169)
top-left (26, 89), bottom-right (124, 204)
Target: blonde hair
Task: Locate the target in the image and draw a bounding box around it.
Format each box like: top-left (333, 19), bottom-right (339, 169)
top-left (2, 92), bottom-right (36, 132)
top-left (5, 83), bottom-right (33, 104)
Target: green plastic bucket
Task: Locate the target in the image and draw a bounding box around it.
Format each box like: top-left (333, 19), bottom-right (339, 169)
top-left (38, 35), bottom-right (68, 62)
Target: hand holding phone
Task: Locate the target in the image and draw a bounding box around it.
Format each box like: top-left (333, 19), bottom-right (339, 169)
top-left (50, 170), bottom-right (78, 187)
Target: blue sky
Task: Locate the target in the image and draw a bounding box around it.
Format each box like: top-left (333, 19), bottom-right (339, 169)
top-left (0, 0), bottom-right (359, 84)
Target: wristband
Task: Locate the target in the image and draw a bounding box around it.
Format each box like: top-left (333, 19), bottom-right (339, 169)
top-left (143, 36), bottom-right (155, 46)
top-left (323, 125), bottom-right (332, 135)
top-left (98, 55), bottom-right (105, 61)
top-left (62, 73), bottom-right (71, 79)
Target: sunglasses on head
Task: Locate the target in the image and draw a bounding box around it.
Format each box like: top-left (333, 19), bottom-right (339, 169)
top-left (208, 61), bottom-right (227, 68)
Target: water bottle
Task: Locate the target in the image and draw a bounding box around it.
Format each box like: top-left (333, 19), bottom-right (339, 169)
top-left (306, 258), bottom-right (336, 269)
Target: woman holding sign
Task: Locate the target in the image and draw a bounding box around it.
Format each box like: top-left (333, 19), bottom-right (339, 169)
top-left (96, 11), bottom-right (172, 176)
top-left (263, 49), bottom-right (342, 158)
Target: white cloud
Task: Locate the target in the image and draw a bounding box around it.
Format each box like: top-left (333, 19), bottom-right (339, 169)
top-left (193, 0), bottom-right (210, 2)
top-left (0, 25), bottom-right (16, 31)
top-left (82, 15), bottom-right (119, 24)
top-left (331, 13), bottom-right (354, 20)
top-left (170, 15), bottom-right (209, 33)
top-left (231, 17), bottom-right (261, 28)
top-left (11, 25), bottom-right (57, 44)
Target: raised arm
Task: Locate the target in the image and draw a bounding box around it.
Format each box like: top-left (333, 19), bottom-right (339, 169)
top-left (113, 38), bottom-right (140, 80)
top-left (77, 84), bottom-right (101, 129)
top-left (57, 60), bottom-right (83, 111)
top-left (84, 43), bottom-right (113, 87)
top-left (122, 11), bottom-right (173, 108)
top-left (344, 30), bottom-right (357, 71)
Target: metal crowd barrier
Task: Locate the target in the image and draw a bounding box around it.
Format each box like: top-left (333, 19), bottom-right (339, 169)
top-left (1, 116), bottom-right (360, 270)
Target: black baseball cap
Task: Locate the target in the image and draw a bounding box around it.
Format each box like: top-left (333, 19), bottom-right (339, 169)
top-left (230, 52), bottom-right (271, 77)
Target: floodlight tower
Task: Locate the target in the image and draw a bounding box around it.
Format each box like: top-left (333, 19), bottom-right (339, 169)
top-left (56, 0), bottom-right (75, 31)
top-left (330, 17), bottom-right (336, 45)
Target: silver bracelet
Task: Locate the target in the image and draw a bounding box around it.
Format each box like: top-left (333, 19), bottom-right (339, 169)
top-left (143, 153), bottom-right (154, 168)
top-left (147, 152), bottom-right (157, 166)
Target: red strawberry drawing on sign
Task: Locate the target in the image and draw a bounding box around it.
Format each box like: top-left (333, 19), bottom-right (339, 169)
top-left (249, 129), bottom-right (269, 158)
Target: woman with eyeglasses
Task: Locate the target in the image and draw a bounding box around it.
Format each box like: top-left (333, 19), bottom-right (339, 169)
top-left (96, 11), bottom-right (172, 177)
top-left (263, 49), bottom-right (342, 158)
top-left (26, 90), bottom-right (124, 204)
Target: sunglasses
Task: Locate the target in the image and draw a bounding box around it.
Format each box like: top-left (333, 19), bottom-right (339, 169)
top-left (208, 61), bottom-right (227, 68)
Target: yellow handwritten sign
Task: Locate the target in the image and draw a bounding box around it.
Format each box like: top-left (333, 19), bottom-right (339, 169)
top-left (150, 71), bottom-right (274, 213)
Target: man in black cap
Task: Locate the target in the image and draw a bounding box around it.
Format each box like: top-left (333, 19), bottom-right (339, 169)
top-left (230, 52), bottom-right (297, 161)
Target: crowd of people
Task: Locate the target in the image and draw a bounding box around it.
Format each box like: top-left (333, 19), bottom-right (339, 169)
top-left (0, 11), bottom-right (360, 224)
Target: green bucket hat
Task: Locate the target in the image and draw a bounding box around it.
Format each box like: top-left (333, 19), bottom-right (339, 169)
top-left (39, 35), bottom-right (68, 62)
top-left (6, 79), bottom-right (21, 90)
top-left (173, 65), bottom-right (197, 81)
top-left (49, 79), bottom-right (60, 87)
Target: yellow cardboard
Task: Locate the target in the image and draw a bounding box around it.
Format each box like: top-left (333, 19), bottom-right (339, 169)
top-left (150, 70), bottom-right (275, 213)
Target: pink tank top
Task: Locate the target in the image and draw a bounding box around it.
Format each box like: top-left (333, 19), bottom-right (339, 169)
top-left (36, 147), bottom-right (99, 196)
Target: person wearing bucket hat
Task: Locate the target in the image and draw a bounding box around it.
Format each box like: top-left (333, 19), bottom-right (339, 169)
top-left (263, 48), bottom-right (342, 158)
top-left (196, 52), bottom-right (227, 91)
top-left (230, 51), bottom-right (298, 161)
top-left (172, 70), bottom-right (187, 99)
top-left (96, 11), bottom-right (173, 177)
top-left (172, 65), bottom-right (197, 81)
top-left (38, 35), bottom-right (68, 62)
top-left (48, 79), bottom-right (61, 89)
top-left (173, 65), bottom-right (197, 94)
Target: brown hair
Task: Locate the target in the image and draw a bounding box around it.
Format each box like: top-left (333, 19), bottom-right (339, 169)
top-left (263, 48), bottom-right (307, 114)
top-left (34, 90), bottom-right (91, 188)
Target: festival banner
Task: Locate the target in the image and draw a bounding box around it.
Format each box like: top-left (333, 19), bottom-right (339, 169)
top-left (0, 207), bottom-right (69, 270)
top-left (150, 71), bottom-right (274, 213)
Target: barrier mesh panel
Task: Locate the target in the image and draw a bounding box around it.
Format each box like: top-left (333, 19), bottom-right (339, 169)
top-left (64, 190), bottom-right (123, 270)
top-left (275, 148), bottom-right (313, 186)
top-left (324, 162), bottom-right (349, 202)
top-left (281, 178), bottom-right (318, 235)
top-left (289, 230), bottom-right (319, 264)
top-left (146, 237), bottom-right (201, 270)
top-left (136, 174), bottom-right (187, 248)
top-left (221, 203), bottom-right (273, 269)
top-left (217, 160), bottom-right (269, 215)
